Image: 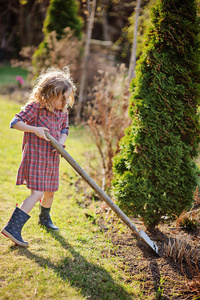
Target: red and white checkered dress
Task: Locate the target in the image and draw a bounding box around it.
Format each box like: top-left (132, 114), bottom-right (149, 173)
top-left (11, 102), bottom-right (69, 192)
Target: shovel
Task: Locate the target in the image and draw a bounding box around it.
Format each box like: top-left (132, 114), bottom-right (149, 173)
top-left (45, 131), bottom-right (159, 256)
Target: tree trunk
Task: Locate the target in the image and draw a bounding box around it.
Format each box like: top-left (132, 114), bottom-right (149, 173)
top-left (102, 10), bottom-right (110, 41)
top-left (76, 0), bottom-right (96, 123)
top-left (127, 0), bottom-right (141, 84)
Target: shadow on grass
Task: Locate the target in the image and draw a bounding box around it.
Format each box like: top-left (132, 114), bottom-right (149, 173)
top-left (12, 231), bottom-right (133, 300)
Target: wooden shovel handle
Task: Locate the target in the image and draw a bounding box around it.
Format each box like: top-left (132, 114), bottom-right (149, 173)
top-left (45, 131), bottom-right (141, 237)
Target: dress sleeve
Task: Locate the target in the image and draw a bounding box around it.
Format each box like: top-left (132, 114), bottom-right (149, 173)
top-left (10, 102), bottom-right (38, 128)
top-left (61, 112), bottom-right (70, 135)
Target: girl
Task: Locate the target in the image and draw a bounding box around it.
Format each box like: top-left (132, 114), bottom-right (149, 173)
top-left (1, 67), bottom-right (76, 247)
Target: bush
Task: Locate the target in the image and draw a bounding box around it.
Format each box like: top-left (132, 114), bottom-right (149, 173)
top-left (33, 0), bottom-right (82, 77)
top-left (32, 28), bottom-right (82, 82)
top-left (113, 0), bottom-right (200, 228)
top-left (86, 65), bottom-right (131, 189)
top-left (43, 0), bottom-right (82, 40)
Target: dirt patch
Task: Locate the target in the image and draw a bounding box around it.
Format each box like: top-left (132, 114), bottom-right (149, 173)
top-left (78, 182), bottom-right (200, 299)
top-left (98, 215), bottom-right (200, 299)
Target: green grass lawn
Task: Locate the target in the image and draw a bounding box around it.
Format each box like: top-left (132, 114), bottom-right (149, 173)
top-left (0, 97), bottom-right (145, 300)
top-left (0, 65), bottom-right (28, 87)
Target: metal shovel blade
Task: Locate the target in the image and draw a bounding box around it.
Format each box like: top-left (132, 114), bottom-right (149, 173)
top-left (45, 131), bottom-right (159, 256)
top-left (140, 229), bottom-right (159, 255)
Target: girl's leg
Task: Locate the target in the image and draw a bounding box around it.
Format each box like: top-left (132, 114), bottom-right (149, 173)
top-left (38, 191), bottom-right (59, 231)
top-left (40, 191), bottom-right (54, 208)
top-left (20, 190), bottom-right (44, 214)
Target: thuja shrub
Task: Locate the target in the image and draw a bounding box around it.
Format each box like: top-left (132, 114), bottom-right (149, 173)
top-left (33, 0), bottom-right (82, 76)
top-left (43, 0), bottom-right (82, 40)
top-left (113, 0), bottom-right (200, 228)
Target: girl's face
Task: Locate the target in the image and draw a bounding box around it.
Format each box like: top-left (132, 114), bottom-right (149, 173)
top-left (53, 87), bottom-right (72, 110)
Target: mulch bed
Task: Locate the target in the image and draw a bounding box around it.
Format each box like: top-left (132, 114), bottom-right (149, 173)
top-left (79, 180), bottom-right (200, 299)
top-left (98, 213), bottom-right (200, 300)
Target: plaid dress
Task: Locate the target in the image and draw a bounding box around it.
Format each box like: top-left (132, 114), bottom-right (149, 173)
top-left (11, 102), bottom-right (69, 192)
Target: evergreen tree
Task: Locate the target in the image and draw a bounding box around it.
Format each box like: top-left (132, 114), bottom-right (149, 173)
top-left (113, 0), bottom-right (200, 228)
top-left (32, 0), bottom-right (82, 74)
top-left (43, 0), bottom-right (82, 40)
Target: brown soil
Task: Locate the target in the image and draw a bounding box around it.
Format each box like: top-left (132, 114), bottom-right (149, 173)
top-left (80, 182), bottom-right (200, 300)
top-left (98, 214), bottom-right (200, 300)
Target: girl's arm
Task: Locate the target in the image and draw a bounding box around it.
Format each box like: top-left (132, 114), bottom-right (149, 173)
top-left (59, 133), bottom-right (68, 146)
top-left (13, 121), bottom-right (50, 141)
top-left (51, 133), bottom-right (68, 154)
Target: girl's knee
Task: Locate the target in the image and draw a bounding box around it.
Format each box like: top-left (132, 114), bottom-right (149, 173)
top-left (44, 191), bottom-right (54, 199)
top-left (31, 190), bottom-right (44, 201)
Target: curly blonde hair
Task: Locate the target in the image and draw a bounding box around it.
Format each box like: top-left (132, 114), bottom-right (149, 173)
top-left (27, 67), bottom-right (76, 112)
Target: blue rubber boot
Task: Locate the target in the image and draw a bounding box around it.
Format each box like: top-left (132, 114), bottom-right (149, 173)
top-left (1, 206), bottom-right (30, 247)
top-left (38, 202), bottom-right (59, 231)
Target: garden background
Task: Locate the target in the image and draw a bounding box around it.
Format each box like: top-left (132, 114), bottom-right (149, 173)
top-left (0, 0), bottom-right (200, 299)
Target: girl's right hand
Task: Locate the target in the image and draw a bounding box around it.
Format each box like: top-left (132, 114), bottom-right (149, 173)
top-left (34, 127), bottom-right (50, 141)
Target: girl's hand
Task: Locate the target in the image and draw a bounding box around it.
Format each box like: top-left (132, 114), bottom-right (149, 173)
top-left (34, 127), bottom-right (50, 141)
top-left (52, 133), bottom-right (67, 155)
top-left (52, 144), bottom-right (66, 155)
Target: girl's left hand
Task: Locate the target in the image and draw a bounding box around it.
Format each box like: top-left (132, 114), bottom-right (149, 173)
top-left (52, 144), bottom-right (66, 155)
